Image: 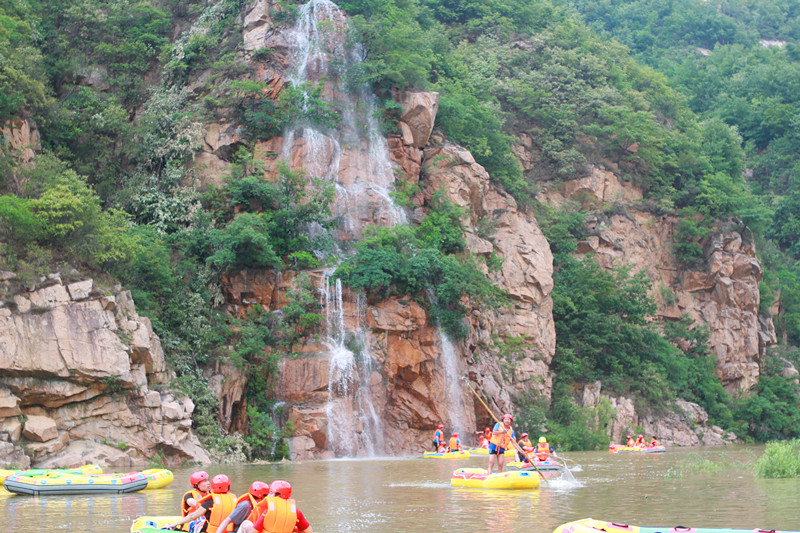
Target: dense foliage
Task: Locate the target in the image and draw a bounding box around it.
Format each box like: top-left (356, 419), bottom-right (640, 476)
top-left (3, 0), bottom-right (800, 453)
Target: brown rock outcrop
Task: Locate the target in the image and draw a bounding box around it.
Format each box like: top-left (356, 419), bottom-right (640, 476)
top-left (0, 276), bottom-right (210, 467)
top-left (537, 170), bottom-right (773, 394)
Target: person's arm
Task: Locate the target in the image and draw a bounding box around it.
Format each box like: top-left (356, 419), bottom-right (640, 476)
top-left (165, 505), bottom-right (206, 529)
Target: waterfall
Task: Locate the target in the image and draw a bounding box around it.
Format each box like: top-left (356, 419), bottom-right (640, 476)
top-left (439, 327), bottom-right (472, 441)
top-left (272, 0), bottom-right (408, 457)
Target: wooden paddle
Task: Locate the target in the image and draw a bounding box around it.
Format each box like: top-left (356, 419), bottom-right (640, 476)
top-left (462, 377), bottom-right (548, 484)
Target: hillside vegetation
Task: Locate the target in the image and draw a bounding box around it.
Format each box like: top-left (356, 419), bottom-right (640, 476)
top-left (1, 0), bottom-right (799, 454)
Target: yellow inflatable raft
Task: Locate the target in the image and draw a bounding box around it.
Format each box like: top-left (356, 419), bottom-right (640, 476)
top-left (141, 469), bottom-right (174, 489)
top-left (4, 471), bottom-right (148, 496)
top-left (130, 515), bottom-right (181, 532)
top-left (553, 518), bottom-right (800, 533)
top-left (423, 450), bottom-right (471, 459)
top-left (0, 464), bottom-right (102, 484)
top-left (467, 447), bottom-right (516, 457)
top-left (451, 467), bottom-right (539, 490)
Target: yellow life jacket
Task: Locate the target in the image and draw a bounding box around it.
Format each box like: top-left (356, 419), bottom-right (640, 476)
top-left (182, 489), bottom-right (204, 516)
top-left (536, 442), bottom-right (551, 461)
top-left (254, 496), bottom-right (297, 533)
top-left (490, 423), bottom-right (514, 448)
top-left (197, 492), bottom-right (238, 533)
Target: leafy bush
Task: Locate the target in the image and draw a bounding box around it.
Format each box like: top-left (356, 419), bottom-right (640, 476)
top-left (754, 439), bottom-right (800, 478)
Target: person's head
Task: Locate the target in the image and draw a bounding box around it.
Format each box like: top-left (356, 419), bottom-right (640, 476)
top-left (502, 413), bottom-right (513, 425)
top-left (452, 432), bottom-right (458, 437)
top-left (638, 434), bottom-right (643, 439)
top-left (626, 435), bottom-right (631, 439)
top-left (437, 424), bottom-right (443, 429)
top-left (249, 481), bottom-right (270, 500)
top-left (270, 480), bottom-right (292, 499)
top-left (521, 433), bottom-right (528, 439)
top-left (211, 474), bottom-right (231, 494)
top-left (538, 436), bottom-right (546, 443)
top-left (190, 471), bottom-right (209, 490)
top-left (485, 427), bottom-right (491, 432)
top-left (652, 436), bottom-right (658, 440)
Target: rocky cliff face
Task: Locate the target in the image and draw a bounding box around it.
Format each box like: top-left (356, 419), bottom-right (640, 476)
top-left (0, 273), bottom-right (210, 468)
top-left (198, 0), bottom-right (769, 456)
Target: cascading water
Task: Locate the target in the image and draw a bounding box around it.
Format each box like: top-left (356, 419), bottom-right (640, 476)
top-left (273, 0), bottom-right (405, 456)
top-left (438, 328), bottom-right (473, 439)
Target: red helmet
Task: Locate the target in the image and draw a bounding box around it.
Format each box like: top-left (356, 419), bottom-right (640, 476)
top-left (452, 432), bottom-right (458, 437)
top-left (437, 424), bottom-right (443, 429)
top-left (485, 427), bottom-right (491, 432)
top-left (211, 474), bottom-right (230, 493)
top-left (521, 433), bottom-right (529, 438)
top-left (190, 471), bottom-right (209, 487)
top-left (249, 481), bottom-right (270, 499)
top-left (270, 480), bottom-right (292, 499)
top-left (503, 413), bottom-right (513, 421)
top-left (638, 434), bottom-right (643, 438)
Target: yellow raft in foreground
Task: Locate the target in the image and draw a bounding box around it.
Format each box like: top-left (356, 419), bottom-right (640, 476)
top-left (553, 518), bottom-right (800, 533)
top-left (423, 450), bottom-right (471, 459)
top-left (451, 467), bottom-right (539, 490)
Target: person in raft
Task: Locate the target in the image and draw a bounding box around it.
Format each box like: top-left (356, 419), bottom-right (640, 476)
top-left (516, 433), bottom-right (534, 462)
top-left (634, 434), bottom-right (646, 448)
top-left (215, 481), bottom-right (270, 533)
top-left (182, 471), bottom-right (212, 525)
top-left (166, 474), bottom-right (237, 532)
top-left (448, 432), bottom-right (462, 452)
top-left (433, 424), bottom-right (445, 451)
top-left (488, 413), bottom-right (516, 474)
top-left (650, 436), bottom-right (660, 447)
top-left (242, 480), bottom-right (313, 533)
top-left (535, 436), bottom-right (557, 461)
top-left (626, 434), bottom-right (635, 447)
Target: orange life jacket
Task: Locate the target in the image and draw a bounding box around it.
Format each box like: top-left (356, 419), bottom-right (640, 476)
top-left (626, 437), bottom-right (634, 447)
top-left (536, 442), bottom-right (551, 461)
top-left (254, 496), bottom-right (298, 533)
top-left (233, 493), bottom-right (261, 524)
top-left (518, 438), bottom-right (533, 451)
top-left (182, 489), bottom-right (205, 516)
top-left (650, 439), bottom-right (660, 447)
top-left (490, 423), bottom-right (514, 449)
top-left (449, 437), bottom-right (460, 451)
top-left (196, 491), bottom-right (238, 533)
top-left (635, 438), bottom-right (646, 447)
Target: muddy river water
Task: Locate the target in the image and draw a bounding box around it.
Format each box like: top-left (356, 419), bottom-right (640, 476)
top-left (3, 445), bottom-right (799, 532)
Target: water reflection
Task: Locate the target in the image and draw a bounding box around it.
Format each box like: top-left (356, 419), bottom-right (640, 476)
top-left (4, 447), bottom-right (800, 532)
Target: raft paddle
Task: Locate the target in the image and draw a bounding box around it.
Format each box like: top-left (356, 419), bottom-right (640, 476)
top-left (462, 377), bottom-right (548, 484)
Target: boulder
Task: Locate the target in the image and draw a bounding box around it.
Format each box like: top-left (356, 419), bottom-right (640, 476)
top-left (22, 415), bottom-right (58, 442)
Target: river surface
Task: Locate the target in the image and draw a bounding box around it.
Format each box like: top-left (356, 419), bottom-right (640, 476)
top-left (3, 445), bottom-right (800, 532)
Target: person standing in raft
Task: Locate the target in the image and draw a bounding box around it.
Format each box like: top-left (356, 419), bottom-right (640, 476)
top-left (488, 413), bottom-right (516, 474)
top-left (433, 424), bottom-right (445, 451)
top-left (242, 480), bottom-right (313, 533)
top-left (448, 432), bottom-right (462, 452)
top-left (216, 481), bottom-right (270, 533)
top-left (165, 474), bottom-right (237, 532)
